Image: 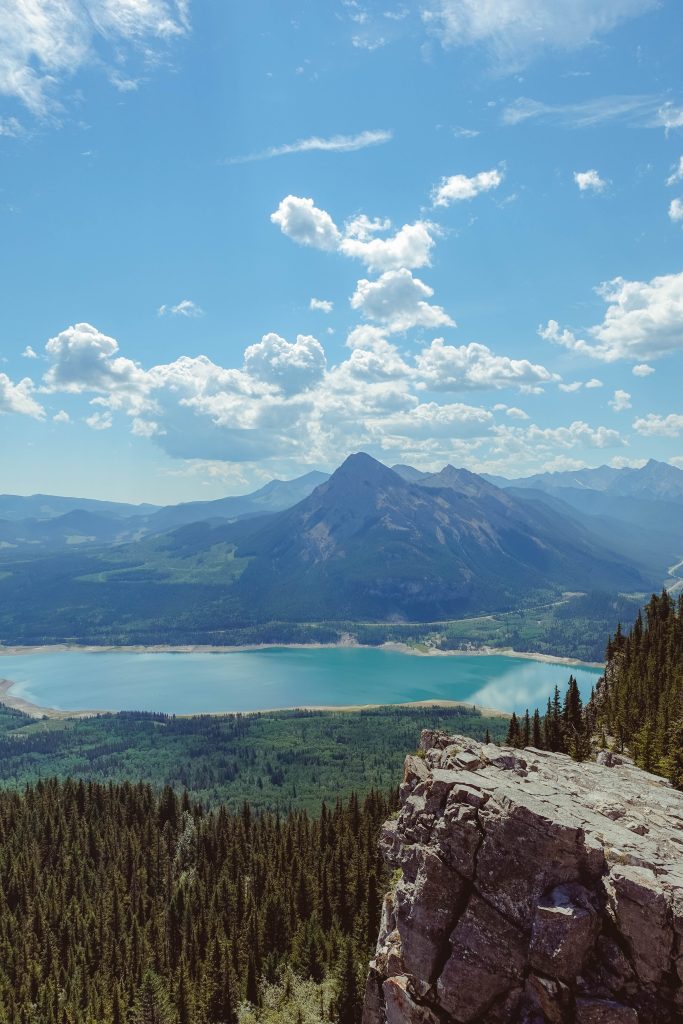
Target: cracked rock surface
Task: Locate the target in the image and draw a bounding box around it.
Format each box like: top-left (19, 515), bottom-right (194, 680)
top-left (362, 732), bottom-right (683, 1024)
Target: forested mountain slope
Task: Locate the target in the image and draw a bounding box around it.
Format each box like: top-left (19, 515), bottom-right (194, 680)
top-left (589, 590), bottom-right (683, 785)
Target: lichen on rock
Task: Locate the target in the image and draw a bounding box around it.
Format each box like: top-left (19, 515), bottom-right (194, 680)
top-left (363, 732), bottom-right (683, 1024)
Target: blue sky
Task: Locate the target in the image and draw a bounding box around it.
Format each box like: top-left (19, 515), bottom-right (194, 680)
top-left (1, 0), bottom-right (683, 503)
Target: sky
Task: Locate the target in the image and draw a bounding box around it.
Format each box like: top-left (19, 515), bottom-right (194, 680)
top-left (1, 0), bottom-right (683, 504)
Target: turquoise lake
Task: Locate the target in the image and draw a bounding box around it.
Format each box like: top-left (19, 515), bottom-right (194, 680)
top-left (0, 647), bottom-right (603, 715)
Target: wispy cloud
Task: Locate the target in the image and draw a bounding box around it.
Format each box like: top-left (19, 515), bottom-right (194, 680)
top-left (226, 129), bottom-right (392, 165)
top-left (0, 0), bottom-right (190, 116)
top-left (158, 299), bottom-right (204, 318)
top-left (502, 94), bottom-right (675, 129)
top-left (423, 0), bottom-right (659, 69)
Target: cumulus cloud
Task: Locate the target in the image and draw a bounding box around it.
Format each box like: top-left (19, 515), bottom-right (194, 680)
top-left (339, 220), bottom-right (438, 272)
top-left (158, 299), bottom-right (204, 317)
top-left (416, 338), bottom-right (558, 390)
top-left (351, 269), bottom-right (455, 332)
top-left (540, 271), bottom-right (683, 363)
top-left (53, 409), bottom-right (70, 423)
top-left (43, 323), bottom-right (146, 394)
top-left (22, 345), bottom-right (38, 359)
top-left (0, 372), bottom-right (44, 418)
top-left (0, 0), bottom-right (189, 115)
top-left (609, 389), bottom-right (632, 411)
top-left (85, 410), bottom-right (113, 430)
top-left (574, 169), bottom-right (608, 193)
top-left (272, 195), bottom-right (439, 272)
top-left (669, 199), bottom-right (683, 223)
top-left (243, 333), bottom-right (327, 395)
top-left (227, 129), bottom-right (392, 164)
top-left (422, 0), bottom-right (658, 67)
top-left (431, 168), bottom-right (503, 207)
top-left (271, 196), bottom-right (341, 252)
top-left (380, 402), bottom-right (494, 441)
top-left (31, 318), bottom-right (635, 476)
top-left (633, 413), bottom-right (683, 437)
top-left (310, 298), bottom-right (333, 313)
top-left (632, 363), bottom-right (654, 376)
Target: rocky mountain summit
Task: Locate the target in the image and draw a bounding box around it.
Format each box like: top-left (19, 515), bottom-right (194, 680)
top-left (363, 732), bottom-right (683, 1024)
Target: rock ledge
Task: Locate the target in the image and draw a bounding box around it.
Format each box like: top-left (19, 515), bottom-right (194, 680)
top-left (363, 731), bottom-right (683, 1024)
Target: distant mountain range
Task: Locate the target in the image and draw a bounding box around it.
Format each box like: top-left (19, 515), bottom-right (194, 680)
top-left (484, 458), bottom-right (683, 504)
top-left (0, 453), bottom-right (669, 643)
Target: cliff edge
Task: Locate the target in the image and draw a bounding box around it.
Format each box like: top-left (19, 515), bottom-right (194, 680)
top-left (363, 732), bottom-right (683, 1024)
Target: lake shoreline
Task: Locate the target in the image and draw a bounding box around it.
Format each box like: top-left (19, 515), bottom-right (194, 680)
top-left (0, 639), bottom-right (605, 670)
top-left (0, 677), bottom-right (511, 722)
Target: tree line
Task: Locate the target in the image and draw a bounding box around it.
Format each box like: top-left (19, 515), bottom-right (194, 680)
top-left (504, 591), bottom-right (683, 788)
top-left (0, 779), bottom-right (395, 1024)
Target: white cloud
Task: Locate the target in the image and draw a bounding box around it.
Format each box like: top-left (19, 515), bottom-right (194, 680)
top-left (608, 389), bottom-right (632, 411)
top-left (632, 363), bottom-right (654, 376)
top-left (0, 116), bottom-right (23, 137)
top-left (53, 409), bottom-right (70, 423)
top-left (502, 94), bottom-right (664, 128)
top-left (0, 0), bottom-right (189, 115)
top-left (0, 372), bottom-right (44, 418)
top-left (227, 129), bottom-right (392, 164)
top-left (31, 319), bottom-right (640, 475)
top-left (432, 168), bottom-right (503, 206)
top-left (43, 322), bottom-right (146, 394)
top-left (310, 298), bottom-right (333, 313)
top-left (574, 169), bottom-right (608, 193)
top-left (351, 269), bottom-right (455, 332)
top-left (340, 219), bottom-right (438, 272)
top-left (272, 196), bottom-right (439, 273)
top-left (540, 271), bottom-right (683, 363)
top-left (271, 196), bottom-right (341, 252)
top-left (416, 338), bottom-right (558, 390)
top-left (669, 199), bottom-right (683, 223)
top-left (633, 413), bottom-right (683, 437)
top-left (559, 381), bottom-right (583, 393)
top-left (243, 333), bottom-right (327, 395)
top-left (659, 104), bottom-right (683, 131)
top-left (85, 410), bottom-right (113, 431)
top-left (609, 456), bottom-right (648, 469)
top-left (422, 0), bottom-right (657, 66)
top-left (22, 345), bottom-right (38, 359)
top-left (666, 157), bottom-right (683, 186)
top-left (158, 299), bottom-right (204, 317)
top-left (380, 401), bottom-right (493, 440)
top-left (586, 378), bottom-right (604, 388)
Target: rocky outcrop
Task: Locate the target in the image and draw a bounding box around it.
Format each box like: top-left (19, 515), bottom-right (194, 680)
top-left (363, 732), bottom-right (683, 1024)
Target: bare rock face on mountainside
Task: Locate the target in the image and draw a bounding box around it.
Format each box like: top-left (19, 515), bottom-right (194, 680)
top-left (363, 732), bottom-right (683, 1024)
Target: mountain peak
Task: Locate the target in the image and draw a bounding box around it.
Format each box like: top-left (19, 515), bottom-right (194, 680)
top-left (332, 452), bottom-right (400, 486)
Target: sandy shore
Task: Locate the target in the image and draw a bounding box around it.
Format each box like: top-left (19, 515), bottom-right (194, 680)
top-left (0, 640), bottom-right (605, 669)
top-left (0, 678), bottom-right (105, 720)
top-left (0, 677), bottom-right (510, 722)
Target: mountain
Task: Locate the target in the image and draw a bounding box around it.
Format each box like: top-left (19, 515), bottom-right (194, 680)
top-left (224, 453), bottom-right (650, 621)
top-left (146, 470), bottom-right (329, 532)
top-left (0, 509), bottom-right (149, 551)
top-left (486, 458), bottom-right (683, 504)
top-left (0, 453), bottom-right (656, 641)
top-left (0, 471), bottom-right (329, 552)
top-left (0, 493), bottom-right (159, 521)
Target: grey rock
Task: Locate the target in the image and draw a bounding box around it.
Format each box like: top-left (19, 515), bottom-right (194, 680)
top-left (364, 732), bottom-right (683, 1024)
